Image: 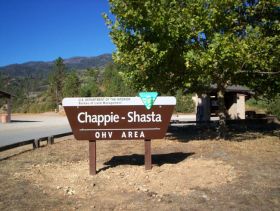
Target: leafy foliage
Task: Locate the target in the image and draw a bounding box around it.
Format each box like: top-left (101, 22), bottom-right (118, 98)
top-left (103, 63), bottom-right (136, 97)
top-left (106, 0), bottom-right (279, 93)
top-left (79, 68), bottom-right (103, 97)
top-left (267, 95), bottom-right (280, 119)
top-left (63, 72), bottom-right (80, 97)
top-left (175, 90), bottom-right (195, 113)
top-left (105, 0), bottom-right (280, 137)
top-left (246, 95), bottom-right (280, 120)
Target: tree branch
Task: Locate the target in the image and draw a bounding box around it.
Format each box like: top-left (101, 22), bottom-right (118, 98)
top-left (237, 70), bottom-right (280, 75)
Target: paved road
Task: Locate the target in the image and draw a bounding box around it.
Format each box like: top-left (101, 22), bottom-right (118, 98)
top-left (171, 114), bottom-right (219, 126)
top-left (0, 114), bottom-right (71, 147)
top-left (0, 113), bottom-right (218, 148)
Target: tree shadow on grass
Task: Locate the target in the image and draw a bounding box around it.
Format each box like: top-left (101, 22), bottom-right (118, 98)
top-left (167, 119), bottom-right (280, 142)
top-left (98, 152), bottom-right (194, 173)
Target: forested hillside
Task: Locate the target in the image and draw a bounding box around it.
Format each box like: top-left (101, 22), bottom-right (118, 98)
top-left (0, 54), bottom-right (114, 112)
top-left (0, 55), bottom-right (195, 114)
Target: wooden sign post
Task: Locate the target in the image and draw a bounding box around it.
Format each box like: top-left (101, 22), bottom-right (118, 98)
top-left (63, 96), bottom-right (176, 175)
top-left (89, 140), bottom-right (96, 175)
top-left (145, 139), bottom-right (152, 170)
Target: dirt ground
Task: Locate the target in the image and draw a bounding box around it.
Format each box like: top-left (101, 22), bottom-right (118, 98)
top-left (0, 127), bottom-right (280, 211)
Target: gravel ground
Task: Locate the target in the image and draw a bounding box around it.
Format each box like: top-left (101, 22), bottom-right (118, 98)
top-left (0, 128), bottom-right (279, 210)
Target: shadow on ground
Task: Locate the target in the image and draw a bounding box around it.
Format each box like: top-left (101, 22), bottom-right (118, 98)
top-left (0, 149), bottom-right (34, 161)
top-left (99, 152), bottom-right (194, 172)
top-left (167, 119), bottom-right (280, 142)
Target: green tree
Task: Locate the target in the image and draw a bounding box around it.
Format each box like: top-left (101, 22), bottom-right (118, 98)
top-left (63, 71), bottom-right (80, 97)
top-left (105, 0), bottom-right (280, 138)
top-left (175, 90), bottom-right (195, 113)
top-left (48, 57), bottom-right (66, 109)
top-left (79, 68), bottom-right (103, 97)
top-left (0, 73), bottom-right (4, 91)
top-left (103, 63), bottom-right (136, 96)
top-left (0, 73), bottom-right (5, 108)
top-left (267, 95), bottom-right (280, 119)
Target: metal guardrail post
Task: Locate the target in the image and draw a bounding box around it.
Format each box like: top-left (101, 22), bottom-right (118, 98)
top-left (48, 136), bottom-right (54, 145)
top-left (33, 139), bottom-right (40, 149)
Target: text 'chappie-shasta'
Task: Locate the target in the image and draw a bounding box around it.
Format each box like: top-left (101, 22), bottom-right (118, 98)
top-left (77, 111), bottom-right (162, 126)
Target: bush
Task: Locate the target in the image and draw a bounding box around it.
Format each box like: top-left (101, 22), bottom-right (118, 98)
top-left (175, 90), bottom-right (195, 113)
top-left (267, 95), bottom-right (280, 120)
top-left (246, 98), bottom-right (268, 112)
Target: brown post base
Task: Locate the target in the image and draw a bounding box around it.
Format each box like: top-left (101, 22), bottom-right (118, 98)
top-left (144, 139), bottom-right (152, 170)
top-left (89, 140), bottom-right (96, 175)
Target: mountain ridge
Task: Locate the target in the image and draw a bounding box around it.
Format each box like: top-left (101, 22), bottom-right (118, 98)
top-left (0, 53), bottom-right (113, 78)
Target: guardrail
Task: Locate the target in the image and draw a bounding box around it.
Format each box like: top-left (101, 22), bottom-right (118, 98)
top-left (0, 132), bottom-right (73, 152)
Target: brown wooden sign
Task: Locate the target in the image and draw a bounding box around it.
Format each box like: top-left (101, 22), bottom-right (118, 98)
top-left (63, 96), bottom-right (176, 175)
top-left (63, 97), bottom-right (176, 140)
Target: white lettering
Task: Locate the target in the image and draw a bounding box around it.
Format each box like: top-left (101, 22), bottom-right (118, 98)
top-left (78, 112), bottom-right (85, 123)
top-left (127, 111), bottom-right (162, 123)
top-left (121, 131), bottom-right (145, 139)
top-left (128, 131), bottom-right (133, 138)
top-left (77, 112), bottom-right (120, 126)
top-left (121, 131), bottom-right (126, 138)
top-left (95, 131), bottom-right (113, 139)
top-left (95, 132), bottom-right (100, 139)
top-left (101, 131), bottom-right (107, 138)
top-left (140, 131), bottom-right (145, 138)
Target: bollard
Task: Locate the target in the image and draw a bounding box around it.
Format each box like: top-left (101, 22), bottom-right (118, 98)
top-left (33, 139), bottom-right (40, 149)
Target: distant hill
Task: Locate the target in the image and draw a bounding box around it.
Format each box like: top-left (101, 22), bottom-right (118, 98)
top-left (0, 54), bottom-right (112, 78)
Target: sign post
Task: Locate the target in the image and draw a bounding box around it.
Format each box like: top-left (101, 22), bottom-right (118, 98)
top-left (145, 139), bottom-right (152, 170)
top-left (89, 140), bottom-right (96, 175)
top-left (63, 96), bottom-right (176, 175)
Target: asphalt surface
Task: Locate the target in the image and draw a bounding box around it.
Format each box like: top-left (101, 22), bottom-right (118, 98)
top-left (0, 114), bottom-right (71, 147)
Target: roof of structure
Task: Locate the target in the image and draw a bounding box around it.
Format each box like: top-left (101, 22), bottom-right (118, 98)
top-left (209, 85), bottom-right (254, 95)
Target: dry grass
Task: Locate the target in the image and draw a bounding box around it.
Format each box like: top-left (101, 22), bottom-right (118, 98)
top-left (0, 133), bottom-right (279, 210)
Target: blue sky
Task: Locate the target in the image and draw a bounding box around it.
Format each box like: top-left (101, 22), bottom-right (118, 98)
top-left (0, 0), bottom-right (115, 66)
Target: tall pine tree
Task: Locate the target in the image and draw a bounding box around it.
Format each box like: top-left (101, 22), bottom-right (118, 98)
top-left (48, 57), bottom-right (66, 109)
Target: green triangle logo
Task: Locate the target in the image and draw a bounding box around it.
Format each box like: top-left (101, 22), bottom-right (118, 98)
top-left (139, 92), bottom-right (158, 110)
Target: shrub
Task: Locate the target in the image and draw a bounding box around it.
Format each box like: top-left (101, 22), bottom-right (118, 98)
top-left (267, 95), bottom-right (280, 120)
top-left (175, 90), bottom-right (195, 113)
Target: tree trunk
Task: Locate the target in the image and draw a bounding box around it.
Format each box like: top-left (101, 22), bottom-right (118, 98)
top-left (217, 87), bottom-right (227, 139)
top-left (196, 93), bottom-right (211, 124)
